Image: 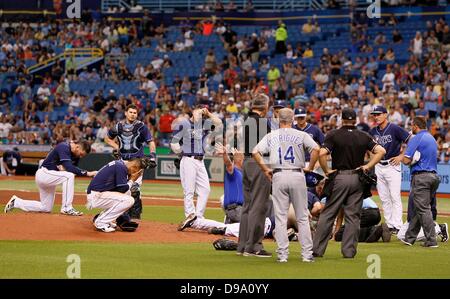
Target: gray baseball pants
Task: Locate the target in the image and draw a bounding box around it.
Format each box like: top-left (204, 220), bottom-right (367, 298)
top-left (238, 158), bottom-right (272, 254)
top-left (272, 171), bottom-right (313, 261)
top-left (313, 172), bottom-right (364, 258)
top-left (405, 172), bottom-right (440, 246)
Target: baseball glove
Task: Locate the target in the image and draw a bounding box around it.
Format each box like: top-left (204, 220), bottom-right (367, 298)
top-left (212, 238), bottom-right (238, 251)
top-left (130, 182), bottom-right (140, 198)
top-left (112, 149), bottom-right (121, 160)
top-left (140, 156), bottom-right (157, 169)
top-left (116, 214), bottom-right (139, 232)
top-left (173, 157), bottom-right (181, 169)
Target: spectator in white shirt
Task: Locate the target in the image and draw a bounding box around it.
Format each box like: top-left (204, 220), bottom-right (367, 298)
top-left (382, 65), bottom-right (395, 92)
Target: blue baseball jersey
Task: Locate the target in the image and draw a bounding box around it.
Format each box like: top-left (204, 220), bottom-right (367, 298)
top-left (404, 130), bottom-right (438, 174)
top-left (223, 167), bottom-right (244, 208)
top-left (307, 191), bottom-right (320, 211)
top-left (293, 123), bottom-right (324, 161)
top-left (87, 160), bottom-right (129, 194)
top-left (41, 141), bottom-right (87, 176)
top-left (369, 123), bottom-right (411, 160)
top-left (362, 198), bottom-right (378, 209)
top-left (171, 118), bottom-right (211, 155)
top-left (108, 120), bottom-right (152, 160)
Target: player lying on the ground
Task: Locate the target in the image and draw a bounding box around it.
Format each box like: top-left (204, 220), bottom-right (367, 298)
top-left (86, 158), bottom-right (147, 233)
top-left (397, 192), bottom-right (448, 243)
top-left (4, 140), bottom-right (96, 216)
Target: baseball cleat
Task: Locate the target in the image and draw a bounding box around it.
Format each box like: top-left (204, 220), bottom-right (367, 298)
top-left (95, 224), bottom-right (116, 233)
top-left (421, 243), bottom-right (439, 248)
top-left (439, 223), bottom-right (448, 242)
top-left (208, 227), bottom-right (226, 235)
top-left (61, 208), bottom-right (83, 216)
top-left (177, 213), bottom-right (197, 231)
top-left (277, 258), bottom-right (288, 263)
top-left (287, 228), bottom-right (297, 241)
top-left (302, 257), bottom-right (315, 263)
top-left (4, 195), bottom-right (18, 213)
top-left (399, 238), bottom-right (413, 246)
top-left (253, 250), bottom-right (272, 258)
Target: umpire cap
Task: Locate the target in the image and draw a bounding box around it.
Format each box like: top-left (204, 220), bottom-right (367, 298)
top-left (305, 171), bottom-right (325, 188)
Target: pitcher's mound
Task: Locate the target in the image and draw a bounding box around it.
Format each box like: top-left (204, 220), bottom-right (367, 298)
top-left (0, 213), bottom-right (221, 244)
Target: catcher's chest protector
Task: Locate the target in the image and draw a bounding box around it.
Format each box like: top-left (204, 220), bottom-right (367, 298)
top-left (117, 121), bottom-right (144, 153)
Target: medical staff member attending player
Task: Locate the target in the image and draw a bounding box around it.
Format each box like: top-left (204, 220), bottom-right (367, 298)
top-left (400, 116), bottom-right (441, 248)
top-left (86, 158), bottom-right (146, 232)
top-left (4, 140), bottom-right (96, 215)
top-left (369, 105), bottom-right (411, 234)
top-left (293, 107), bottom-right (324, 163)
top-left (216, 143), bottom-right (244, 224)
top-left (105, 104), bottom-right (156, 220)
top-left (253, 108), bottom-right (320, 263)
top-left (170, 106), bottom-right (222, 230)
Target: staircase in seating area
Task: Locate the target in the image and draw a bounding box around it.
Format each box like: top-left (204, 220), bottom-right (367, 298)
top-left (27, 48), bottom-right (104, 75)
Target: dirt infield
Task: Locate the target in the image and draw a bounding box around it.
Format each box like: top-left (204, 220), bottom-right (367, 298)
top-left (0, 188), bottom-right (223, 244)
top-left (0, 190), bottom-right (221, 208)
top-left (0, 213), bottom-right (226, 244)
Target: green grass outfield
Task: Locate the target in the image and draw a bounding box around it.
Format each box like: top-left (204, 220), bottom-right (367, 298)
top-left (0, 179), bottom-right (449, 278)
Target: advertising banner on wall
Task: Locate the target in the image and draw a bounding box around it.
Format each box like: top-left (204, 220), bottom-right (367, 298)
top-left (401, 164), bottom-right (450, 194)
top-left (156, 155), bottom-right (224, 182)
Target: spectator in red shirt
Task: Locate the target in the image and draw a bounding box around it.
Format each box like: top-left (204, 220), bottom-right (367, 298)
top-left (158, 108), bottom-right (176, 147)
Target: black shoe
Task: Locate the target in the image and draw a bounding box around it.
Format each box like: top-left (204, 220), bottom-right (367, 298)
top-left (439, 223), bottom-right (448, 242)
top-left (381, 223), bottom-right (392, 242)
top-left (254, 249), bottom-right (272, 258)
top-left (208, 227), bottom-right (226, 235)
top-left (177, 213), bottom-right (197, 231)
top-left (312, 252), bottom-right (323, 258)
top-left (421, 243), bottom-right (439, 248)
top-left (287, 228), bottom-right (297, 241)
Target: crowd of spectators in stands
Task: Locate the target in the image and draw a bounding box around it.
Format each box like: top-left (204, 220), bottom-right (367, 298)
top-left (0, 11), bottom-right (449, 162)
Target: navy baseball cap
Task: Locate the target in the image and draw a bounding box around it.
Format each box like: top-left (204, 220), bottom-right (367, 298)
top-left (294, 107), bottom-right (307, 118)
top-left (305, 172), bottom-right (325, 188)
top-left (370, 105), bottom-right (387, 114)
top-left (273, 100), bottom-right (287, 108)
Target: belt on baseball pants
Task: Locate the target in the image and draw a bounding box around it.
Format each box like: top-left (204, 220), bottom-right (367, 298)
top-left (379, 160), bottom-right (389, 166)
top-left (337, 169), bottom-right (359, 175)
top-left (273, 168), bottom-right (303, 174)
top-left (183, 155), bottom-right (204, 161)
top-left (412, 170), bottom-right (437, 176)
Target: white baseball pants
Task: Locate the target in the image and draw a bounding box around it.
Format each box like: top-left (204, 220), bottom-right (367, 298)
top-left (180, 156), bottom-right (210, 218)
top-left (87, 191), bottom-right (134, 227)
top-left (397, 222), bottom-right (441, 242)
top-left (190, 217), bottom-right (271, 238)
top-left (375, 163), bottom-right (403, 229)
top-left (13, 168), bottom-right (76, 213)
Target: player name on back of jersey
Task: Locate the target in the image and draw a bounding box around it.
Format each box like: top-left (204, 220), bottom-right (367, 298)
top-left (266, 131), bottom-right (304, 147)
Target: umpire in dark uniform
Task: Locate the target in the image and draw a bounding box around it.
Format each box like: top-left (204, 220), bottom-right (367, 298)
top-left (313, 108), bottom-right (386, 258)
top-left (237, 93), bottom-right (272, 257)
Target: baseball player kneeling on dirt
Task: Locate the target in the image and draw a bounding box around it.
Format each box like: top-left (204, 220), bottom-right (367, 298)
top-left (86, 158), bottom-right (147, 233)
